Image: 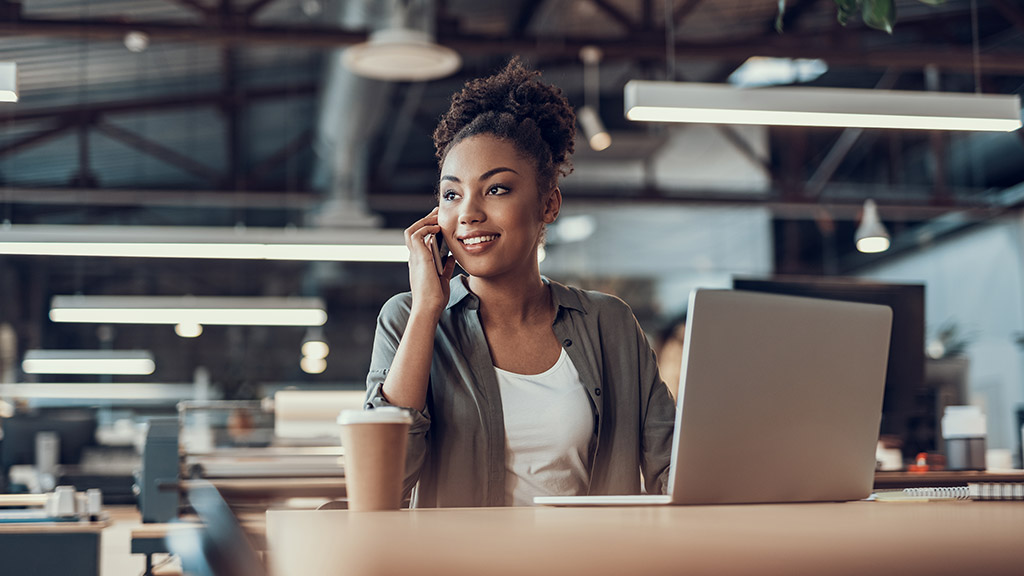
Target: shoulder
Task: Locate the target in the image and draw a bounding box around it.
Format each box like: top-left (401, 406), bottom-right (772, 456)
top-left (550, 280), bottom-right (634, 320)
top-left (377, 292), bottom-right (413, 325)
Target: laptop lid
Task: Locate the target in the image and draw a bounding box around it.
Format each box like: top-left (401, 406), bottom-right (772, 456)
top-left (667, 289), bottom-right (892, 505)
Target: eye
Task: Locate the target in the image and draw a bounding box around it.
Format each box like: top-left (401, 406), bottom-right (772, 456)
top-left (487, 185), bottom-right (510, 195)
top-left (441, 189), bottom-right (459, 201)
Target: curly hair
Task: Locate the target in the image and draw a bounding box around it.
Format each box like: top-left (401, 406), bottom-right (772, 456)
top-left (433, 58), bottom-right (576, 192)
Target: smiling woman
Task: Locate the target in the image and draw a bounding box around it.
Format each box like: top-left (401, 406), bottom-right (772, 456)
top-left (364, 59), bottom-right (676, 508)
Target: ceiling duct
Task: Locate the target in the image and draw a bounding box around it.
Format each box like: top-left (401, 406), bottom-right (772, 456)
top-left (310, 0), bottom-right (399, 229)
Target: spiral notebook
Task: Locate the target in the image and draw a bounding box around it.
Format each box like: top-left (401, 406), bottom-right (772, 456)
top-left (536, 289), bottom-right (893, 507)
top-left (874, 483), bottom-right (1024, 502)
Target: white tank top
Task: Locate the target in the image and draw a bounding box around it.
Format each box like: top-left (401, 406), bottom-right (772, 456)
top-left (495, 348), bottom-right (592, 506)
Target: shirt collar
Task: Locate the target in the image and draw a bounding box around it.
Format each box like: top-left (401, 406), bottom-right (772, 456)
top-left (446, 275), bottom-right (589, 314)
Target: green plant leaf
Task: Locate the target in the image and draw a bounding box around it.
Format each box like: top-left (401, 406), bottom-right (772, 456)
top-left (862, 0), bottom-right (895, 34)
top-left (834, 0), bottom-right (859, 26)
top-left (776, 0), bottom-right (787, 33)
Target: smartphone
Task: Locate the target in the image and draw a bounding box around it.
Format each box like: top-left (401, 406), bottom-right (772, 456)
top-left (430, 232), bottom-right (451, 276)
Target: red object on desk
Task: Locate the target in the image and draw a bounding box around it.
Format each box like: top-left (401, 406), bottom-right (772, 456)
top-left (907, 452), bottom-right (930, 473)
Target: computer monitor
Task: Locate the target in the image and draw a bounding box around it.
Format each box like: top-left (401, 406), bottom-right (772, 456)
top-left (0, 408), bottom-right (99, 483)
top-left (732, 276), bottom-right (925, 460)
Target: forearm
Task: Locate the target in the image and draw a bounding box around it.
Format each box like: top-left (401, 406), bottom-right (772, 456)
top-left (380, 310), bottom-right (439, 412)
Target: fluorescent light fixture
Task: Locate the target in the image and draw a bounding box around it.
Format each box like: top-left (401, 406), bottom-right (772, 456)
top-left (855, 199), bottom-right (891, 254)
top-left (22, 350), bottom-right (156, 375)
top-left (50, 295), bottom-right (327, 327)
top-left (0, 62), bottom-right (16, 102)
top-left (302, 341), bottom-right (329, 360)
top-left (344, 28), bottom-right (461, 81)
top-left (578, 106), bottom-right (612, 151)
top-left (624, 80), bottom-right (1023, 132)
top-left (301, 327), bottom-right (329, 360)
top-left (300, 356), bottom-right (327, 374)
top-left (123, 31), bottom-right (149, 53)
top-left (0, 224), bottom-right (410, 262)
top-left (175, 322), bottom-right (203, 338)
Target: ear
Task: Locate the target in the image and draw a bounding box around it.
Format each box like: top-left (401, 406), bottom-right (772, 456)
top-left (542, 187), bottom-right (562, 224)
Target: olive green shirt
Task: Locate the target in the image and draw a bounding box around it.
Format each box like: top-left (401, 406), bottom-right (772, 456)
top-left (365, 275), bottom-right (676, 508)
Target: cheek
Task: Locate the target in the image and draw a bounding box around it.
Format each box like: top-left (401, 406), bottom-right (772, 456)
top-left (437, 206), bottom-right (457, 231)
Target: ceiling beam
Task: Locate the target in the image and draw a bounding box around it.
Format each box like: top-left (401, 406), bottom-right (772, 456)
top-left (365, 188), bottom-right (1010, 222)
top-left (244, 0), bottom-right (281, 20)
top-left (0, 83), bottom-right (317, 124)
top-left (160, 0), bottom-right (215, 19)
top-left (93, 121), bottom-right (222, 184)
top-left (0, 187), bottom-right (319, 209)
top-left (0, 120), bottom-right (74, 158)
top-left (673, 0), bottom-right (704, 27)
top-left (992, 0), bottom-right (1024, 33)
top-left (589, 0), bottom-right (638, 33)
top-left (3, 17), bottom-right (1024, 73)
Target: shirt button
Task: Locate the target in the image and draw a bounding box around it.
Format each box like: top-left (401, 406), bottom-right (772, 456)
top-left (562, 339), bottom-right (572, 347)
top-left (594, 388), bottom-right (601, 396)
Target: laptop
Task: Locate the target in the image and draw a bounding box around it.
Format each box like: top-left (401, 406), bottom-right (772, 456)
top-left (536, 288), bottom-right (892, 506)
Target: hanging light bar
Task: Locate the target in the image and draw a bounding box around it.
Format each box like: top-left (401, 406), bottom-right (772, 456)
top-left (0, 225), bottom-right (410, 262)
top-left (0, 62), bottom-right (17, 102)
top-left (624, 81), bottom-right (1022, 132)
top-left (50, 296), bottom-right (327, 327)
top-left (22, 350), bottom-right (156, 375)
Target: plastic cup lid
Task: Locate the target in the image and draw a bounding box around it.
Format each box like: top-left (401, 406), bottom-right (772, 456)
top-left (337, 406), bottom-right (412, 425)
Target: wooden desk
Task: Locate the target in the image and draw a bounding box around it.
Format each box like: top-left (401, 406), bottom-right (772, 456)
top-left (267, 502), bottom-right (1024, 576)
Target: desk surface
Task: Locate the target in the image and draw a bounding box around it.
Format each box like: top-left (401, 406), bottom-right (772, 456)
top-left (0, 520), bottom-right (108, 534)
top-left (267, 502), bottom-right (1024, 576)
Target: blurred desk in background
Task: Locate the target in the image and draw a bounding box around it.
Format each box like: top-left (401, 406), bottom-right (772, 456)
top-left (874, 470), bottom-right (1024, 489)
top-left (267, 502), bottom-right (1024, 576)
top-left (0, 520), bottom-right (107, 576)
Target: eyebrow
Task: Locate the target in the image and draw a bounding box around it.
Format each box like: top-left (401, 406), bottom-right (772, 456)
top-left (440, 167), bottom-right (519, 184)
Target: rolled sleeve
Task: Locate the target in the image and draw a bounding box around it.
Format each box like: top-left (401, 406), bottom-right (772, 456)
top-left (365, 294), bottom-right (433, 497)
top-left (365, 372), bottom-right (431, 434)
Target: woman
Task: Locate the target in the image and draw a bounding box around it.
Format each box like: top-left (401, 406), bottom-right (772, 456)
top-left (365, 59), bottom-right (675, 508)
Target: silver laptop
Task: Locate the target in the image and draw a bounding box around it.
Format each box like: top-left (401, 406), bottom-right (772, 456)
top-left (536, 288), bottom-right (892, 506)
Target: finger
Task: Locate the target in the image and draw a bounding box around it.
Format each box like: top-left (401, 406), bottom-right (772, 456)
top-left (404, 209), bottom-right (440, 237)
top-left (410, 223), bottom-right (441, 243)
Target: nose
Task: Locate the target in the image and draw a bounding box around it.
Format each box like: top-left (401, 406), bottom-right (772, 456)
top-left (458, 193), bottom-right (485, 225)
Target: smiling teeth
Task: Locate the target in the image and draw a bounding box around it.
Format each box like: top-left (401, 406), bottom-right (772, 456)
top-left (462, 235), bottom-right (496, 246)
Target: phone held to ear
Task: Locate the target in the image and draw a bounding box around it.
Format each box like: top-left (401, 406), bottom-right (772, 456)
top-left (429, 233), bottom-right (450, 276)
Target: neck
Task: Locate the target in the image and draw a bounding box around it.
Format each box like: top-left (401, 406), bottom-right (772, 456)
top-left (469, 271), bottom-right (550, 325)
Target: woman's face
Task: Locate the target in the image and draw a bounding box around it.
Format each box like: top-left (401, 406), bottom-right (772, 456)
top-left (437, 134), bottom-right (559, 280)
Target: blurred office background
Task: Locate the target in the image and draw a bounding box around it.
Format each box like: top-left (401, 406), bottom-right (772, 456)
top-left (1, 0), bottom-right (1023, 497)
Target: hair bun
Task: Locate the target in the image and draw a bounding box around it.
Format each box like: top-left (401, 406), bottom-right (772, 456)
top-left (434, 58), bottom-right (576, 188)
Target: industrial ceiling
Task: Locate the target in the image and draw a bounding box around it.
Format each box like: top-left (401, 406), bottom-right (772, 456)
top-left (0, 0), bottom-right (1022, 393)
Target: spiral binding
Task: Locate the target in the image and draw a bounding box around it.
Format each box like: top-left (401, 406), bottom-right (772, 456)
top-left (902, 486), bottom-right (970, 500)
top-left (968, 482), bottom-right (1024, 501)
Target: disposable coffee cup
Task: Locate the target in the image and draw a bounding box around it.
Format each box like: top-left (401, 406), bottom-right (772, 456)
top-left (337, 407), bottom-right (412, 512)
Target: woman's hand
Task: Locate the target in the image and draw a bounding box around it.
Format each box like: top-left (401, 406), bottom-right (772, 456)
top-left (405, 207), bottom-right (457, 321)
